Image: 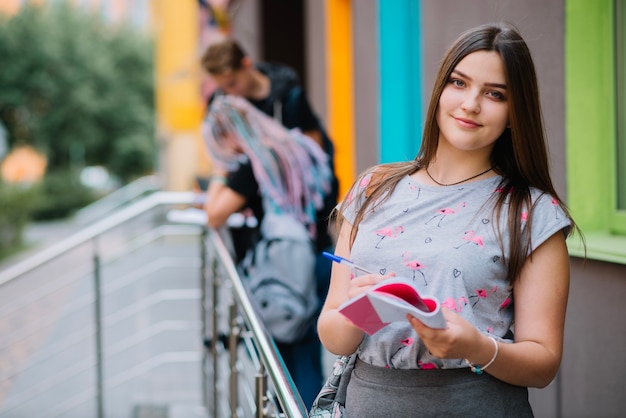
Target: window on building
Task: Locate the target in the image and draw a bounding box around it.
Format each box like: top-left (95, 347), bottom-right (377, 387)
top-left (616, 0), bottom-right (626, 210)
top-left (566, 0), bottom-right (626, 262)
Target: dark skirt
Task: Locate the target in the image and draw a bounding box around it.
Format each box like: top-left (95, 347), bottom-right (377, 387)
top-left (345, 357), bottom-right (534, 417)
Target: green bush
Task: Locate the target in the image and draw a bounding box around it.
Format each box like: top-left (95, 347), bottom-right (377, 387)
top-left (0, 182), bottom-right (37, 259)
top-left (0, 1), bottom-right (156, 183)
top-left (30, 170), bottom-right (97, 220)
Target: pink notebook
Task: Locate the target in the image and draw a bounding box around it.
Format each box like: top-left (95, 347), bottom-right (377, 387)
top-left (338, 278), bottom-right (446, 334)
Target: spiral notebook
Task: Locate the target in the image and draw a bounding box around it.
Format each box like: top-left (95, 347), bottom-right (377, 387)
top-left (338, 278), bottom-right (447, 334)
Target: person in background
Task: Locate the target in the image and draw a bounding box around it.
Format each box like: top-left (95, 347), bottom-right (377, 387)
top-left (318, 22), bottom-right (581, 417)
top-left (202, 95), bottom-right (331, 407)
top-left (200, 36), bottom-right (338, 308)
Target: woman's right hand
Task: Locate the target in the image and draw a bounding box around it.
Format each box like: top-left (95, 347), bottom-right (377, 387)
top-left (346, 271), bottom-right (395, 300)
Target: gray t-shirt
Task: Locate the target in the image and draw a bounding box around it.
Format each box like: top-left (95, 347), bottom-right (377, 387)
top-left (341, 170), bottom-right (571, 370)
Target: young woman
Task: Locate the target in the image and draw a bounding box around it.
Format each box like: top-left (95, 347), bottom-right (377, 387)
top-left (202, 95), bottom-right (333, 408)
top-left (317, 22), bottom-right (578, 417)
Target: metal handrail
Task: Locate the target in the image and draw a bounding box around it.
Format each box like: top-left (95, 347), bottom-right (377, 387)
top-left (1, 191), bottom-right (310, 417)
top-left (0, 191), bottom-right (199, 286)
top-left (73, 174), bottom-right (160, 224)
top-left (207, 228), bottom-right (309, 417)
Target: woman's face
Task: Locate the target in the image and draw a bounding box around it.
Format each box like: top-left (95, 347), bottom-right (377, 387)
top-left (436, 50), bottom-right (509, 155)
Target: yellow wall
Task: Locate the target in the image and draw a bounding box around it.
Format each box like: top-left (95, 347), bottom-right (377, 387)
top-left (325, 0), bottom-right (355, 199)
top-left (151, 0), bottom-right (209, 191)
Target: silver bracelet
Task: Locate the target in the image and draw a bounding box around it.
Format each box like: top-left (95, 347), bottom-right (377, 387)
top-left (465, 336), bottom-right (498, 375)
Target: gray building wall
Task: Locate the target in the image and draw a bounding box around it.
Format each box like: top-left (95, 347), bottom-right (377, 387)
top-left (352, 2), bottom-right (380, 173)
top-left (231, 0), bottom-right (261, 62)
top-left (563, 259), bottom-right (626, 418)
top-left (305, 0), bottom-right (327, 126)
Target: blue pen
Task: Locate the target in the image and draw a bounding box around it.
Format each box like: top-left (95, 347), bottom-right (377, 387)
top-left (322, 251), bottom-right (374, 275)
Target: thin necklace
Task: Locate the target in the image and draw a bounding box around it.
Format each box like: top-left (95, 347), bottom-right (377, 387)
top-left (425, 166), bottom-right (494, 186)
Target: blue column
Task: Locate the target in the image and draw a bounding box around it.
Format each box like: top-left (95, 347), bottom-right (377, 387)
top-left (378, 0), bottom-right (422, 163)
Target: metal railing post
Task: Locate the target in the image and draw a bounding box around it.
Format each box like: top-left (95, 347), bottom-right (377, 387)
top-left (255, 364), bottom-right (268, 418)
top-left (229, 304), bottom-right (240, 418)
top-left (199, 227), bottom-right (209, 415)
top-left (92, 238), bottom-right (104, 418)
top-left (211, 254), bottom-right (220, 418)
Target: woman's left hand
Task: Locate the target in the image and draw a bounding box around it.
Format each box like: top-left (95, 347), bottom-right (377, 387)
top-left (407, 309), bottom-right (483, 360)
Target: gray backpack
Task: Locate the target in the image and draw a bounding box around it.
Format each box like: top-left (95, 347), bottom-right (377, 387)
top-left (240, 212), bottom-right (318, 343)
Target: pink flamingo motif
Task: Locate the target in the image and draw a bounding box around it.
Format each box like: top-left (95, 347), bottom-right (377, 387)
top-left (496, 295), bottom-right (511, 316)
top-left (551, 197), bottom-right (560, 219)
top-left (497, 295), bottom-right (512, 324)
top-left (426, 201), bottom-right (467, 227)
top-left (442, 296), bottom-right (468, 312)
top-left (498, 296), bottom-right (511, 312)
top-left (408, 183), bottom-right (421, 200)
top-left (521, 211), bottom-right (528, 222)
top-left (359, 176), bottom-right (371, 189)
top-left (469, 286), bottom-right (498, 307)
top-left (494, 186), bottom-right (514, 194)
top-left (454, 230), bottom-right (485, 249)
top-left (402, 251), bottom-right (427, 285)
top-left (346, 190), bottom-right (355, 205)
top-left (347, 175), bottom-right (372, 204)
top-left (375, 225), bottom-right (404, 248)
top-left (418, 360), bottom-right (438, 370)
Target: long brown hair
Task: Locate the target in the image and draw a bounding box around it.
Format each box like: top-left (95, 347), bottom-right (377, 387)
top-left (341, 22), bottom-right (578, 284)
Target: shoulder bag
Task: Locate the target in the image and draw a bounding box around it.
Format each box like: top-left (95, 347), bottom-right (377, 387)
top-left (308, 353), bottom-right (357, 417)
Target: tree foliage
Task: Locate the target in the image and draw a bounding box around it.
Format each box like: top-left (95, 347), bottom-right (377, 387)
top-left (0, 1), bottom-right (156, 182)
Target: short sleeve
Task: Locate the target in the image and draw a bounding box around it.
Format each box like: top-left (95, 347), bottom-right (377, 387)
top-left (339, 171), bottom-right (375, 224)
top-left (527, 192), bottom-right (572, 254)
top-left (226, 160), bottom-right (264, 222)
top-left (227, 160), bottom-right (257, 200)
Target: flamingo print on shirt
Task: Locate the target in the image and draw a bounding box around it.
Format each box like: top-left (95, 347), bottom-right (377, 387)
top-left (551, 198), bottom-right (560, 219)
top-left (418, 360), bottom-right (438, 370)
top-left (425, 201), bottom-right (467, 227)
top-left (469, 286), bottom-right (498, 307)
top-left (346, 175), bottom-right (372, 205)
top-left (359, 175), bottom-right (371, 190)
top-left (498, 296), bottom-right (512, 317)
top-left (401, 251), bottom-right (427, 286)
top-left (442, 296), bottom-right (469, 312)
top-left (375, 225), bottom-right (404, 248)
top-left (454, 230), bottom-right (485, 249)
top-left (408, 182), bottom-right (421, 200)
